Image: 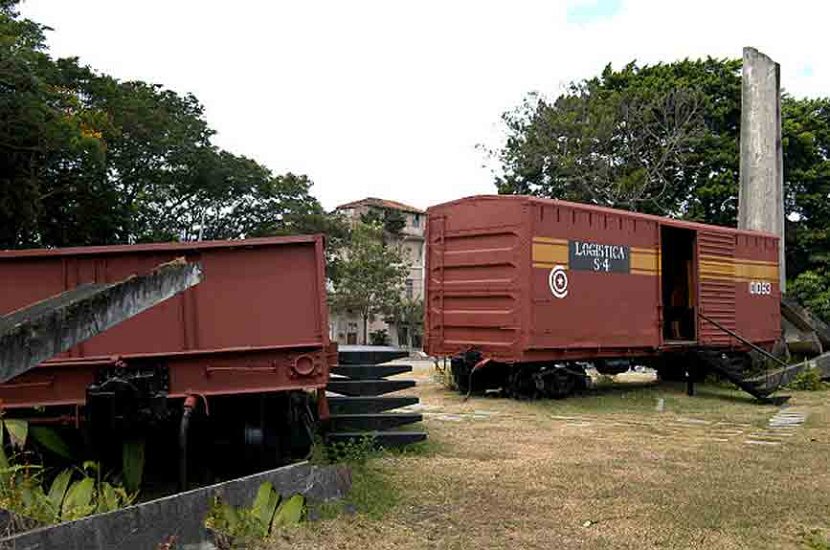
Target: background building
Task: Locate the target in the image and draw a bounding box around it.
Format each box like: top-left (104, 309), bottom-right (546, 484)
top-left (330, 197), bottom-right (426, 347)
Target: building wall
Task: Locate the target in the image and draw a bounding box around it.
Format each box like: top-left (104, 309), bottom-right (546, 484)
top-left (329, 202), bottom-right (426, 348)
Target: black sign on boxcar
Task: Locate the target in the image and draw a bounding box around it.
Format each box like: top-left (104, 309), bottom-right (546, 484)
top-left (569, 240), bottom-right (630, 273)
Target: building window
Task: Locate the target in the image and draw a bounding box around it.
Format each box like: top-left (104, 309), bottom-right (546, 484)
top-left (412, 214), bottom-right (421, 228)
top-left (347, 322), bottom-right (358, 345)
top-left (405, 279), bottom-right (413, 299)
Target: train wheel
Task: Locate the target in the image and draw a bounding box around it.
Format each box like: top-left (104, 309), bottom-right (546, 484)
top-left (550, 369), bottom-right (576, 398)
top-left (507, 366), bottom-right (538, 399)
top-left (451, 361), bottom-right (470, 394)
top-left (536, 366), bottom-right (577, 399)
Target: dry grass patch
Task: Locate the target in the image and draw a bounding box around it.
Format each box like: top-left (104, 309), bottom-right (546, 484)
top-left (272, 370), bottom-right (830, 549)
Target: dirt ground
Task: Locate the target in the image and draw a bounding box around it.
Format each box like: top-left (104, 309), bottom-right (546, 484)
top-left (275, 360), bottom-right (830, 549)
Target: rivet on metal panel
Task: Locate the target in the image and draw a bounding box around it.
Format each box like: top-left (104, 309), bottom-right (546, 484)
top-left (292, 354), bottom-right (316, 377)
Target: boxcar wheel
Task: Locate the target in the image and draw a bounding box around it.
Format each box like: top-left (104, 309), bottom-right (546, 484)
top-left (508, 367), bottom-right (538, 399)
top-left (541, 367), bottom-right (577, 399)
top-left (451, 362), bottom-right (470, 394)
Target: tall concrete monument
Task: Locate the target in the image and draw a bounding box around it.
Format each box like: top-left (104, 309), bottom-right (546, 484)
top-left (738, 46), bottom-right (785, 291)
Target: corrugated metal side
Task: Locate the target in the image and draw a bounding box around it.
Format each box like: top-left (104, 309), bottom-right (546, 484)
top-left (424, 203), bottom-right (524, 360)
top-left (697, 231), bottom-right (736, 345)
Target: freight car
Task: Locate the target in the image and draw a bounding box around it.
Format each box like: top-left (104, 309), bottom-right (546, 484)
top-left (425, 195), bottom-right (782, 399)
top-left (0, 236), bottom-right (424, 485)
top-left (0, 236), bottom-right (372, 489)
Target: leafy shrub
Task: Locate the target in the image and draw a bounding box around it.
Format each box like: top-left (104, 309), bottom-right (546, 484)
top-left (369, 329), bottom-right (390, 346)
top-left (320, 435), bottom-right (379, 466)
top-left (787, 368), bottom-right (827, 391)
top-left (204, 482), bottom-right (305, 549)
top-left (0, 461), bottom-right (133, 526)
top-left (790, 270), bottom-right (830, 325)
top-left (0, 419), bottom-right (135, 530)
top-left (801, 528), bottom-right (830, 550)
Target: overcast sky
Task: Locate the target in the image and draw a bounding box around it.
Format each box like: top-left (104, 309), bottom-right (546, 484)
top-left (20, 0), bottom-right (828, 211)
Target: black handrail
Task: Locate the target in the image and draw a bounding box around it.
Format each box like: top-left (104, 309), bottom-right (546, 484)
top-left (697, 312), bottom-right (787, 368)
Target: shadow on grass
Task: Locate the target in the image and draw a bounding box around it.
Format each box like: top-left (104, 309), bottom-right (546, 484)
top-left (690, 384), bottom-right (792, 406)
top-left (585, 378), bottom-right (787, 406)
top-left (521, 378), bottom-right (789, 417)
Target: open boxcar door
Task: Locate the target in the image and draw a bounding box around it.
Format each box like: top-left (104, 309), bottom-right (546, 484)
top-left (661, 225), bottom-right (698, 344)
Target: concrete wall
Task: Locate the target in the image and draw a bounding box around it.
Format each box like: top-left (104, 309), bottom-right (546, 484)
top-left (1, 462), bottom-right (350, 549)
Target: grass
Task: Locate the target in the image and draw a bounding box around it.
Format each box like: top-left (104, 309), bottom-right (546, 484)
top-left (801, 529), bottom-right (830, 549)
top-left (302, 436), bottom-right (440, 525)
top-left (269, 364), bottom-right (830, 549)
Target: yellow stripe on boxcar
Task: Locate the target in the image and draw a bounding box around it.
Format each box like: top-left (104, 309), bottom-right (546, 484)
top-left (531, 242), bottom-right (569, 265)
top-left (699, 255), bottom-right (778, 283)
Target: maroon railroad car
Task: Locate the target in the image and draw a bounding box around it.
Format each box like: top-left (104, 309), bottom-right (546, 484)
top-left (425, 195), bottom-right (781, 397)
top-left (0, 235), bottom-right (332, 480)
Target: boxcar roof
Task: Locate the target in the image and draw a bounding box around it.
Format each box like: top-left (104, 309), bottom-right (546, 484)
top-left (428, 195), bottom-right (779, 240)
top-left (0, 234), bottom-right (322, 259)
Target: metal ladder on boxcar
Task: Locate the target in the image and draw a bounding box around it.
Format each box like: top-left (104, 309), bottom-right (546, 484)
top-left (695, 312), bottom-right (800, 400)
top-left (692, 349), bottom-right (775, 399)
top-left (324, 347), bottom-right (427, 448)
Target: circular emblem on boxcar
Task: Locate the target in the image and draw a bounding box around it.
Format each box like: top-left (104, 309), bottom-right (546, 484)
top-left (548, 265), bottom-right (569, 299)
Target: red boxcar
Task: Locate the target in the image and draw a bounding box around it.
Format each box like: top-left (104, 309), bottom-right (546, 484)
top-left (426, 196), bottom-right (780, 396)
top-left (0, 235), bottom-right (332, 410)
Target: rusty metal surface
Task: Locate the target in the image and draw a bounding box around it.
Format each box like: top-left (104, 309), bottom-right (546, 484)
top-left (0, 259), bottom-right (202, 383)
top-left (0, 236), bottom-right (331, 409)
top-left (425, 195), bottom-right (781, 361)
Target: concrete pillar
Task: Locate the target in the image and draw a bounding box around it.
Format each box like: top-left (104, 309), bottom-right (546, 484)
top-left (738, 46), bottom-right (785, 291)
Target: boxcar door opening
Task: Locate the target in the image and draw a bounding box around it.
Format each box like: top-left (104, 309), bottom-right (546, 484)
top-left (661, 226), bottom-right (697, 343)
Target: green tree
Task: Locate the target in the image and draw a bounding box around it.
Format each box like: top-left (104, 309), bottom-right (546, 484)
top-left (781, 98), bottom-right (830, 281)
top-left (0, 1), bottom-right (111, 247)
top-left (789, 270), bottom-right (830, 324)
top-left (387, 298), bottom-right (424, 349)
top-left (494, 58), bottom-right (741, 222)
top-left (329, 223), bottom-right (409, 345)
top-left (0, 1), bottom-right (336, 249)
top-left (493, 57), bottom-right (830, 311)
top-left (360, 207), bottom-right (406, 239)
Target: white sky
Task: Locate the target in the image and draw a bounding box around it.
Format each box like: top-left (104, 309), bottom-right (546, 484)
top-left (19, 0), bottom-right (829, 211)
